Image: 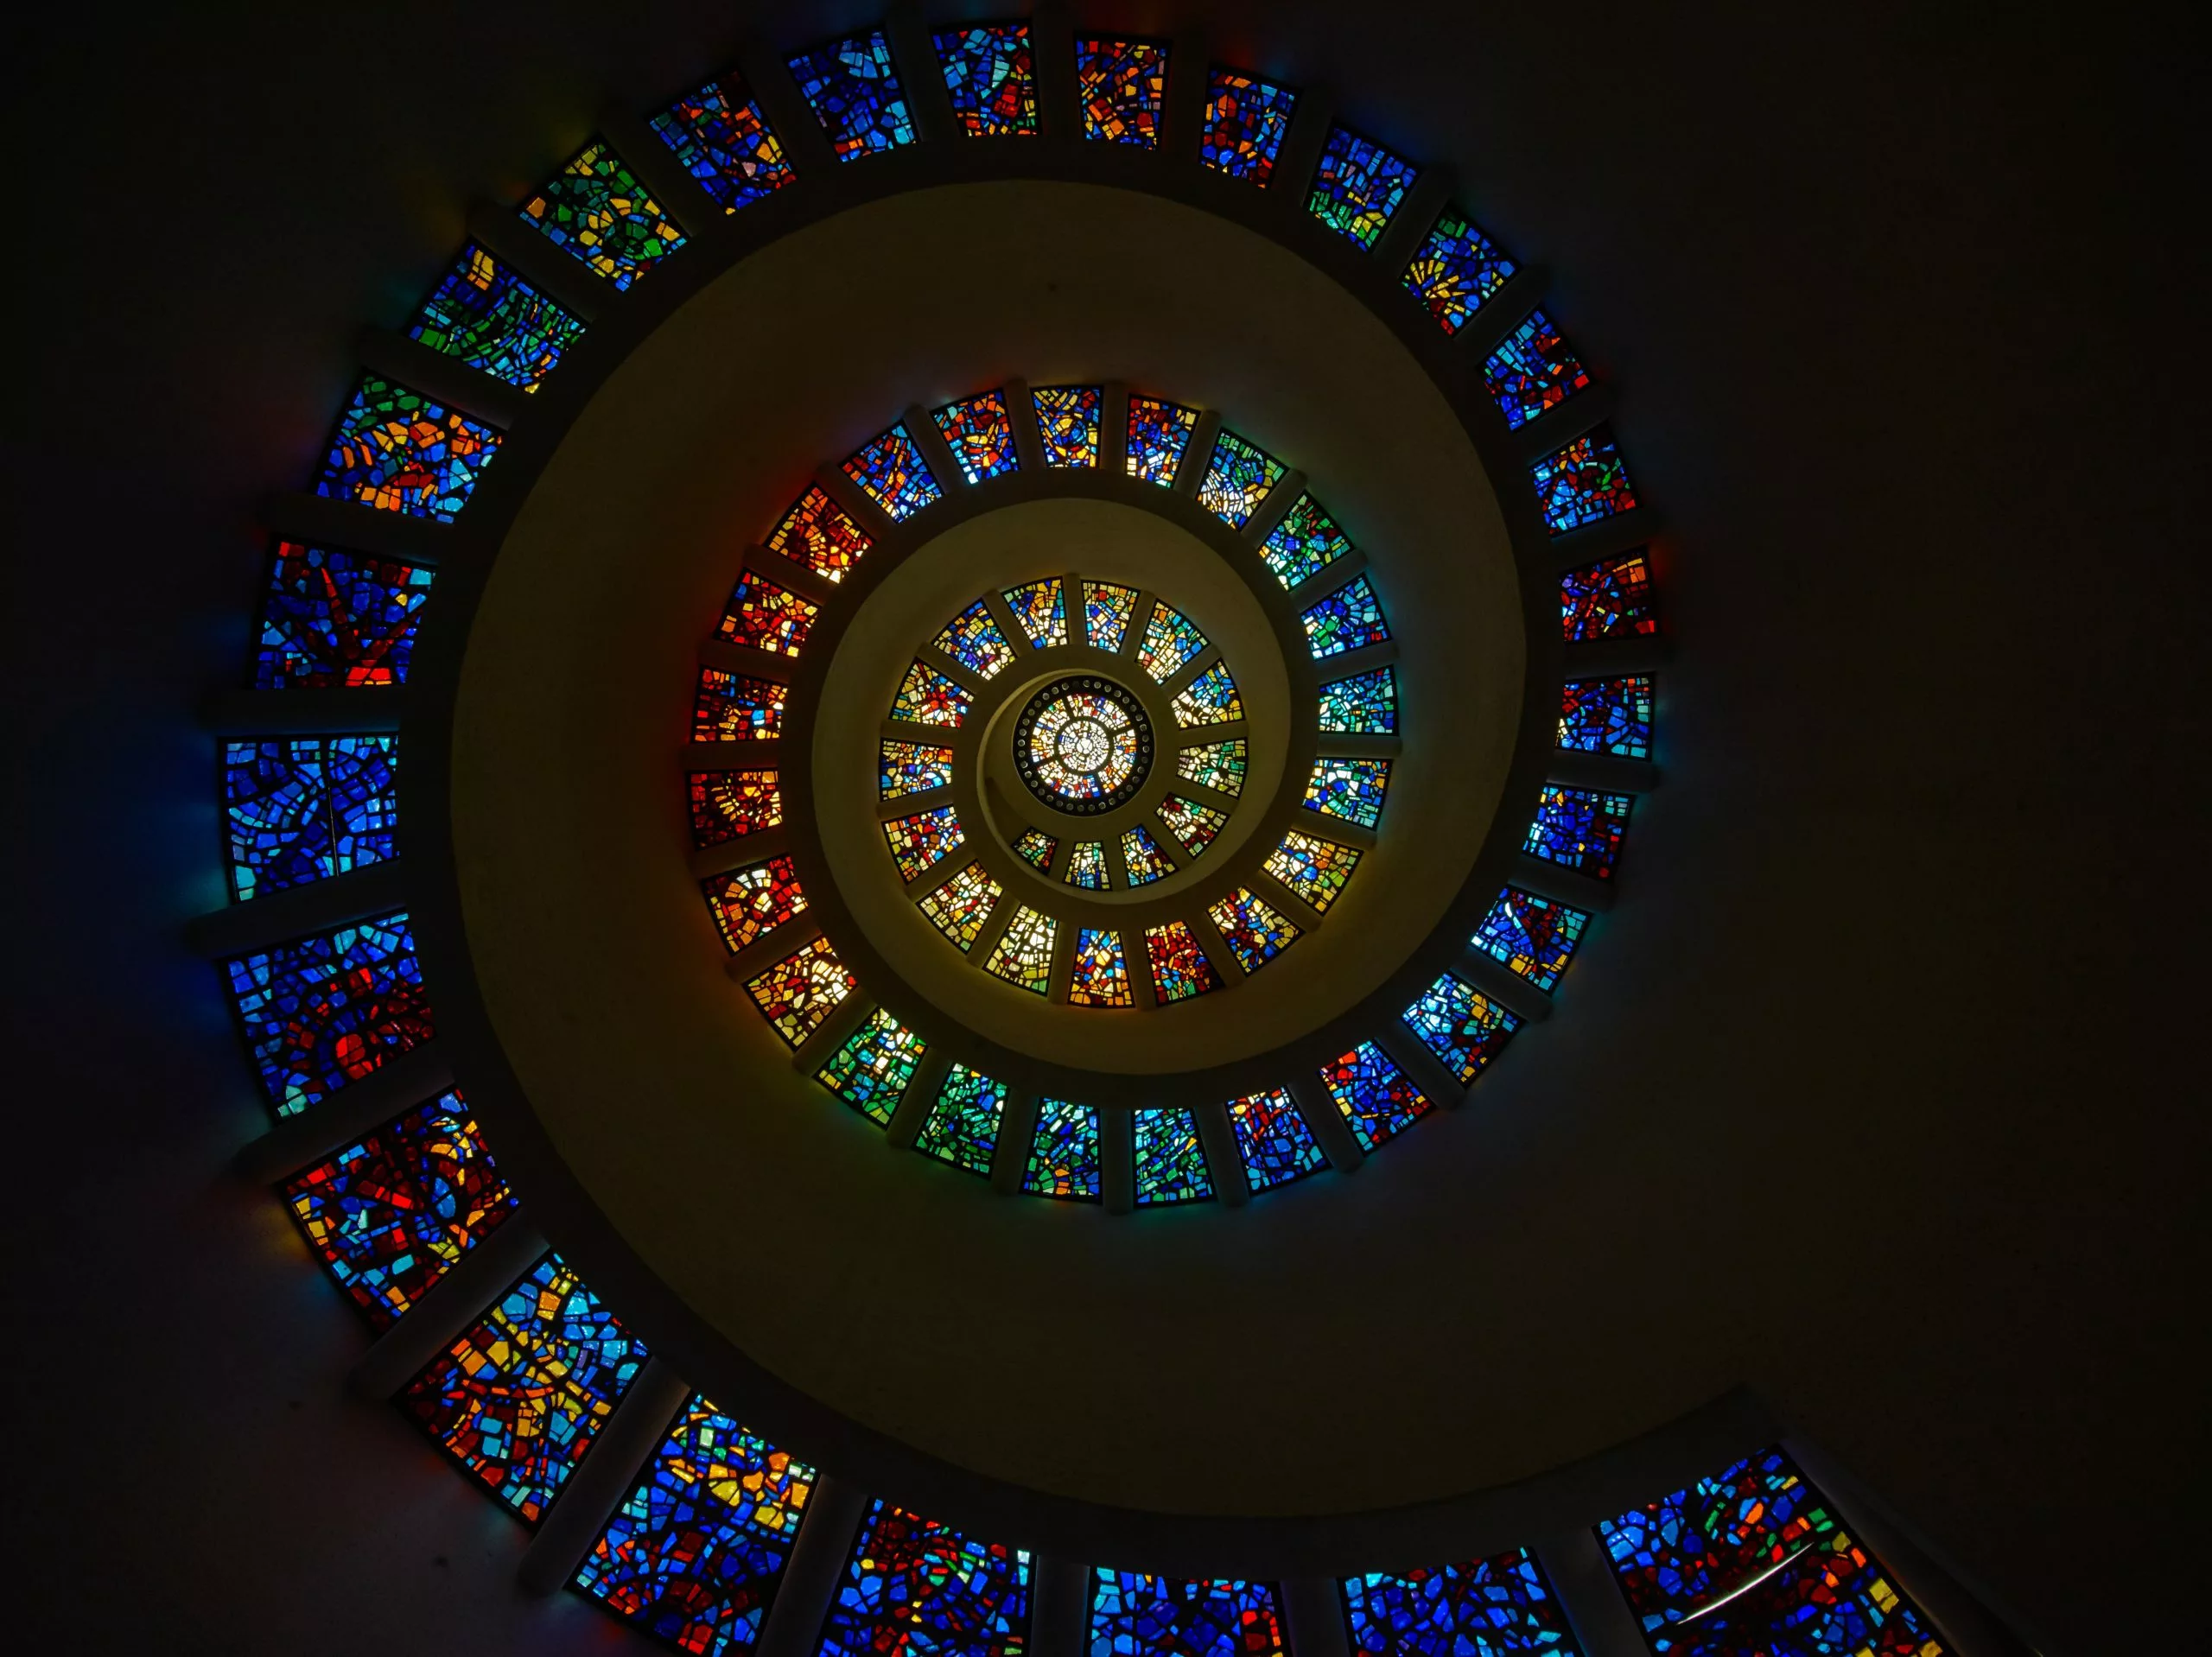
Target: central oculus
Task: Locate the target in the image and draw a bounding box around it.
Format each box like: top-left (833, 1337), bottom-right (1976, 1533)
top-left (1013, 676), bottom-right (1154, 815)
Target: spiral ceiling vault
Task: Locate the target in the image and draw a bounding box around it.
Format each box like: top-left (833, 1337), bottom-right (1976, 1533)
top-left (187, 12), bottom-right (1970, 1657)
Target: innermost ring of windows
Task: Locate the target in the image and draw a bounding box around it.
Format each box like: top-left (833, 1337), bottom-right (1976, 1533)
top-left (1014, 676), bottom-right (1154, 814)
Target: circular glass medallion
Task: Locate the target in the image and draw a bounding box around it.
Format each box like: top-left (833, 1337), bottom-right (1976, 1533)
top-left (1013, 676), bottom-right (1154, 814)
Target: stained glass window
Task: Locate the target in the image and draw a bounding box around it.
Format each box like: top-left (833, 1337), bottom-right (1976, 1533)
top-left (1035, 385), bottom-right (1102, 467)
top-left (1138, 603), bottom-right (1210, 682)
top-left (224, 736), bottom-right (397, 902)
top-left (1307, 125), bottom-right (1420, 249)
top-left (935, 24), bottom-right (1037, 137)
top-left (1084, 581), bottom-right (1140, 652)
top-left (933, 600), bottom-right (1017, 678)
top-left (1263, 828), bottom-right (1362, 913)
top-left (226, 911), bottom-right (431, 1117)
top-left (1121, 825), bottom-right (1173, 886)
top-left (1260, 494), bottom-right (1353, 591)
top-left (720, 568), bottom-right (819, 657)
top-left (1525, 787), bottom-right (1631, 879)
top-left (985, 906), bottom-right (1056, 994)
top-left (1226, 1090), bottom-right (1326, 1192)
top-left (1076, 36), bottom-right (1167, 147)
top-left (916, 1064), bottom-right (1006, 1177)
top-left (1559, 675), bottom-right (1654, 760)
top-left (1596, 1446), bottom-right (1942, 1657)
top-left (694, 668), bottom-right (788, 741)
top-left (1156, 796), bottom-right (1227, 857)
top-left (1300, 575), bottom-right (1390, 658)
top-left (703, 856), bottom-right (808, 954)
top-left (1303, 759), bottom-right (1390, 828)
top-left (1534, 425), bottom-right (1637, 535)
top-left (933, 391), bottom-right (1020, 484)
top-left (282, 1091), bottom-right (515, 1330)
top-left (401, 1251), bottom-right (645, 1524)
top-left (816, 1009), bottom-right (927, 1127)
top-left (1172, 665), bottom-right (1243, 727)
top-left (844, 423), bottom-right (943, 521)
top-left (1070, 928), bottom-right (1135, 1007)
top-left (574, 1394), bottom-right (815, 1653)
top-left (1341, 1551), bottom-right (1577, 1657)
top-left (1200, 70), bottom-right (1299, 184)
top-left (1319, 667), bottom-right (1397, 733)
top-left (1005, 580), bottom-right (1069, 647)
top-left (1065, 841), bottom-right (1110, 890)
top-left (788, 32), bottom-right (916, 161)
top-left (1090, 1571), bottom-right (1281, 1655)
top-left (1207, 886), bottom-right (1300, 974)
top-left (883, 806), bottom-right (965, 882)
top-left (1471, 887), bottom-right (1588, 992)
top-left (819, 1502), bottom-right (1032, 1657)
top-left (1402, 974), bottom-right (1519, 1085)
top-left (880, 741), bottom-right (955, 799)
top-left (1146, 923), bottom-right (1221, 1003)
top-left (408, 244), bottom-right (585, 392)
top-left (1319, 1041), bottom-right (1431, 1152)
top-left (1196, 430), bottom-right (1287, 527)
top-left (920, 864), bottom-right (1004, 954)
top-left (519, 141), bottom-right (687, 289)
top-left (1483, 310), bottom-right (1592, 430)
top-left (1128, 1110), bottom-right (1212, 1206)
top-left (744, 936), bottom-right (855, 1046)
top-left (1127, 397), bottom-right (1198, 486)
top-left (1177, 740), bottom-right (1247, 797)
top-left (1024, 1099), bottom-right (1101, 1200)
top-left (767, 486), bottom-right (871, 582)
top-left (1561, 550), bottom-right (1659, 642)
top-left (893, 660), bottom-right (975, 727)
top-left (316, 376), bottom-right (500, 522)
top-left (1014, 829), bottom-right (1058, 871)
top-left (691, 770), bottom-right (781, 847)
top-left (252, 541), bottom-right (433, 689)
top-left (650, 72), bottom-right (795, 213)
top-left (1402, 210), bottom-right (1518, 334)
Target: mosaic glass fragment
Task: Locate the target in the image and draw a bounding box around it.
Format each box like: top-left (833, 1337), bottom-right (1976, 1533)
top-left (226, 911), bottom-right (430, 1117)
top-left (1138, 602), bottom-right (1210, 682)
top-left (916, 1065), bottom-right (1006, 1177)
top-left (1260, 494), bottom-right (1353, 591)
top-left (1089, 1571), bottom-right (1281, 1655)
top-left (880, 741), bottom-right (954, 799)
top-left (1559, 676), bottom-right (1654, 760)
top-left (1483, 309), bottom-right (1593, 429)
top-left (252, 541), bottom-right (433, 689)
top-left (1402, 210), bottom-right (1518, 334)
top-left (935, 25), bottom-right (1037, 137)
top-left (819, 1502), bottom-right (1031, 1657)
top-left (703, 856), bottom-right (808, 954)
top-left (694, 667), bottom-right (787, 741)
top-left (1003, 579), bottom-right (1068, 648)
top-left (690, 771), bottom-right (780, 848)
top-left (409, 244), bottom-right (584, 391)
top-left (1263, 829), bottom-right (1362, 913)
top-left (1341, 1551), bottom-right (1578, 1657)
top-left (1319, 667), bottom-right (1397, 733)
top-left (1534, 425), bottom-right (1637, 535)
top-left (316, 376), bottom-right (499, 522)
top-left (1300, 575), bottom-right (1390, 658)
top-left (1176, 740), bottom-right (1247, 797)
top-left (1024, 1100), bottom-right (1102, 1200)
top-left (650, 72), bottom-right (794, 213)
top-left (816, 1010), bottom-right (927, 1127)
top-left (1127, 397), bottom-right (1198, 486)
top-left (1083, 581), bottom-right (1139, 652)
top-left (282, 1090), bottom-right (515, 1330)
top-left (933, 600), bottom-right (1017, 679)
top-left (1307, 125), bottom-right (1419, 248)
top-left (1303, 759), bottom-right (1389, 828)
top-left (767, 486), bottom-right (871, 582)
top-left (1207, 887), bottom-right (1300, 974)
top-left (1403, 975), bottom-right (1519, 1085)
top-left (844, 423), bottom-right (942, 521)
top-left (224, 736), bottom-right (397, 902)
top-left (1076, 36), bottom-right (1166, 147)
top-left (1195, 429), bottom-right (1286, 526)
top-left (1227, 1089), bottom-right (1327, 1193)
top-left (788, 32), bottom-right (916, 161)
top-left (519, 141), bottom-right (687, 288)
top-left (1069, 928), bottom-right (1135, 1008)
top-left (920, 863), bottom-right (1004, 954)
top-left (1014, 829), bottom-right (1058, 872)
top-left (985, 906), bottom-right (1056, 994)
top-left (1524, 787), bottom-right (1631, 879)
top-left (1035, 385), bottom-right (1102, 467)
top-left (1121, 825), bottom-right (1173, 886)
top-left (893, 660), bottom-right (974, 727)
top-left (1146, 923), bottom-right (1221, 1003)
top-left (1132, 1111), bottom-right (1215, 1205)
top-left (744, 936), bottom-right (855, 1046)
top-left (1155, 796), bottom-right (1226, 857)
top-left (720, 568), bottom-right (819, 657)
top-left (883, 806), bottom-right (964, 882)
top-left (932, 390), bottom-right (1020, 484)
top-left (402, 1251), bottom-right (645, 1522)
top-left (1065, 840), bottom-right (1110, 891)
top-left (1471, 887), bottom-right (1588, 992)
top-left (1320, 1041), bottom-right (1431, 1152)
top-left (1561, 550), bottom-right (1660, 642)
top-left (1199, 70), bottom-right (1299, 183)
top-left (1172, 664), bottom-right (1243, 727)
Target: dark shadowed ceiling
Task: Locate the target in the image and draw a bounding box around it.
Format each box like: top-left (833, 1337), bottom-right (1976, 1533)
top-left (6, 3), bottom-right (2201, 1650)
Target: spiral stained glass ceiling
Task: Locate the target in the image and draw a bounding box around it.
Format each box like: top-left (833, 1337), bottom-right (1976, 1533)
top-left (1014, 677), bottom-right (1154, 812)
top-left (162, 16), bottom-right (1974, 1652)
